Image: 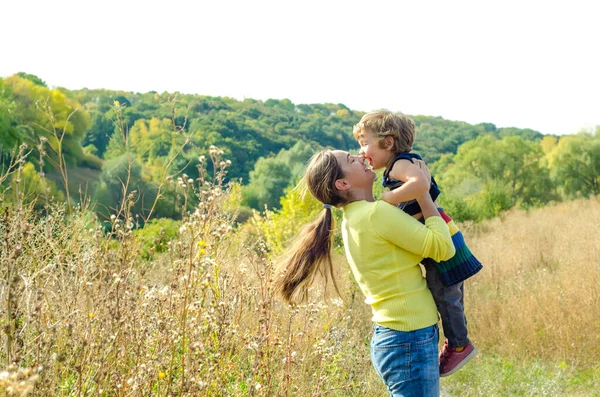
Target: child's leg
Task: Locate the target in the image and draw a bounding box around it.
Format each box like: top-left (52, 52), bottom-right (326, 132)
top-left (422, 259), bottom-right (470, 348)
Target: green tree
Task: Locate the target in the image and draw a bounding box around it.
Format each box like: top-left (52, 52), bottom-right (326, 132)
top-left (129, 117), bottom-right (174, 161)
top-left (252, 183), bottom-right (322, 255)
top-left (435, 135), bottom-right (555, 221)
top-left (82, 110), bottom-right (114, 157)
top-left (243, 141), bottom-right (316, 210)
top-left (4, 75), bottom-right (90, 167)
top-left (0, 78), bottom-right (19, 157)
top-left (92, 153), bottom-right (158, 219)
top-left (15, 72), bottom-right (47, 87)
top-left (7, 163), bottom-right (64, 209)
top-left (552, 131), bottom-right (600, 197)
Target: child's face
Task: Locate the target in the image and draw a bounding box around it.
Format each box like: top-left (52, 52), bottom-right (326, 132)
top-left (357, 130), bottom-right (393, 171)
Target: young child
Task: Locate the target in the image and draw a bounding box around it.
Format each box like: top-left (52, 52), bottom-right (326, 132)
top-left (353, 110), bottom-right (483, 377)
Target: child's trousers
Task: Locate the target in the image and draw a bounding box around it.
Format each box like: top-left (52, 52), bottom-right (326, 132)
top-left (423, 259), bottom-right (470, 349)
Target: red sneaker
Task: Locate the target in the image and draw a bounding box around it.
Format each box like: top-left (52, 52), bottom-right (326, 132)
top-left (439, 342), bottom-right (477, 377)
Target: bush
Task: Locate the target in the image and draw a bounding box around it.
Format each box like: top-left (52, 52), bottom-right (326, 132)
top-left (133, 217), bottom-right (180, 260)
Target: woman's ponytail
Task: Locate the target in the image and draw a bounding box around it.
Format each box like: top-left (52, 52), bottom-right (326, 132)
top-left (274, 151), bottom-right (345, 303)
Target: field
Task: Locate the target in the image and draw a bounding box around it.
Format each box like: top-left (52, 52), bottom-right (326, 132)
top-left (1, 179), bottom-right (599, 395)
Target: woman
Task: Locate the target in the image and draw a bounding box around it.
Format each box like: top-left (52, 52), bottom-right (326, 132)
top-left (275, 150), bottom-right (455, 396)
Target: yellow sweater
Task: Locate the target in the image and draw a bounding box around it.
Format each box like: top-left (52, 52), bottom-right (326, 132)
top-left (341, 200), bottom-right (455, 331)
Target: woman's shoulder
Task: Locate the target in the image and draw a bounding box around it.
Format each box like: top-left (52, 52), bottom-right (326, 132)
top-left (346, 200), bottom-right (402, 219)
top-left (370, 200), bottom-right (410, 221)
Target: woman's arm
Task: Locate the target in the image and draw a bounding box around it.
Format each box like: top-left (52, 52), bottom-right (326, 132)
top-left (371, 200), bottom-right (455, 262)
top-left (416, 190), bottom-right (440, 220)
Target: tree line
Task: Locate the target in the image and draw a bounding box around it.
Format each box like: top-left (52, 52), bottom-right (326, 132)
top-left (1, 73), bottom-right (598, 224)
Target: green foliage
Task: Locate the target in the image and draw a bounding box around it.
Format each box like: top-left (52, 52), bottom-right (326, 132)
top-left (441, 355), bottom-right (600, 396)
top-left (103, 129), bottom-right (127, 160)
top-left (8, 163), bottom-right (65, 209)
top-left (551, 131), bottom-right (600, 197)
top-left (0, 78), bottom-right (19, 157)
top-left (437, 194), bottom-right (481, 223)
top-left (129, 117), bottom-right (176, 161)
top-left (243, 141), bottom-right (317, 210)
top-left (133, 217), bottom-right (180, 260)
top-left (1, 72), bottom-right (580, 224)
top-left (92, 153), bottom-right (159, 219)
top-left (434, 135), bottom-right (556, 221)
top-left (15, 72), bottom-right (47, 87)
top-left (252, 184), bottom-right (322, 256)
top-left (82, 111), bottom-right (114, 157)
top-left (4, 74), bottom-right (91, 168)
top-left (413, 117), bottom-right (543, 163)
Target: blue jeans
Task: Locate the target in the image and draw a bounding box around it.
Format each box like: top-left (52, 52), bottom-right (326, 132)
top-left (371, 324), bottom-right (440, 397)
top-left (423, 259), bottom-right (470, 348)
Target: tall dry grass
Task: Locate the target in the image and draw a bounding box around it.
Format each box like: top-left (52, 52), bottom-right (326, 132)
top-left (0, 146), bottom-right (382, 396)
top-left (1, 138), bottom-right (598, 395)
top-left (462, 197), bottom-right (600, 366)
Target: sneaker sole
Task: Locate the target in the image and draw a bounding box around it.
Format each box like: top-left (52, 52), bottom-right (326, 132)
top-left (439, 347), bottom-right (478, 377)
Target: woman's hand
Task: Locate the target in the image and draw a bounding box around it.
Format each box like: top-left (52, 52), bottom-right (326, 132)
top-left (413, 160), bottom-right (431, 185)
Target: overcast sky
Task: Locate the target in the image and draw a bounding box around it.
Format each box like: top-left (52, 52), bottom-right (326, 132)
top-left (2, 0), bottom-right (598, 135)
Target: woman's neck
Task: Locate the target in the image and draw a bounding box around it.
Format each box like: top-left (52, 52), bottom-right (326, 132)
top-left (346, 188), bottom-right (375, 203)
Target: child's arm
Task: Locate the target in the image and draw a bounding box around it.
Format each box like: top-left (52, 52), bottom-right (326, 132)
top-left (381, 159), bottom-right (431, 206)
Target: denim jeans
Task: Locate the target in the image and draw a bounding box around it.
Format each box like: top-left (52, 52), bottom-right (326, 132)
top-left (423, 259), bottom-right (470, 348)
top-left (371, 324), bottom-right (440, 397)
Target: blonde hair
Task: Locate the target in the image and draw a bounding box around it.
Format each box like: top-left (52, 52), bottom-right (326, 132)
top-left (353, 110), bottom-right (415, 154)
top-left (274, 151), bottom-right (345, 303)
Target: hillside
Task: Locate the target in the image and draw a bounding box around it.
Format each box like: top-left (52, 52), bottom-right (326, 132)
top-left (2, 73), bottom-right (543, 183)
top-left (2, 73), bottom-right (597, 221)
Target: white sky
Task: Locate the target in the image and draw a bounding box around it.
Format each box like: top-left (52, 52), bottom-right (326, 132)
top-left (1, 0), bottom-right (598, 135)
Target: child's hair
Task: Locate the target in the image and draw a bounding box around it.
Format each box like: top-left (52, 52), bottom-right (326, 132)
top-left (353, 110), bottom-right (416, 153)
top-left (274, 151), bottom-right (346, 303)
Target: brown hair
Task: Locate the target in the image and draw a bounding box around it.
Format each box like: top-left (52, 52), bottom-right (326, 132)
top-left (274, 151), bottom-right (346, 303)
top-left (353, 110), bottom-right (416, 154)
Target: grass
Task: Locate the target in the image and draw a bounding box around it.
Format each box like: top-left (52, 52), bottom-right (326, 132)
top-left (442, 355), bottom-right (600, 396)
top-left (1, 145), bottom-right (599, 395)
top-left (440, 197), bottom-right (600, 396)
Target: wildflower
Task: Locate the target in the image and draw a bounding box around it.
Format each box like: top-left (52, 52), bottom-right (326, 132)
top-left (88, 312), bottom-right (95, 319)
top-left (158, 371), bottom-right (166, 379)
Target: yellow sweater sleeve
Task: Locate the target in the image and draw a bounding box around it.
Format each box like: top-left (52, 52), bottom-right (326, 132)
top-left (370, 201), bottom-right (455, 262)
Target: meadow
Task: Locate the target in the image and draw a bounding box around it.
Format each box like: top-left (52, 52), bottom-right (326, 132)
top-left (1, 153), bottom-right (599, 396)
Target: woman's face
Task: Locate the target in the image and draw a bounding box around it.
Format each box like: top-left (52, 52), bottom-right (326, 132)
top-left (332, 150), bottom-right (376, 190)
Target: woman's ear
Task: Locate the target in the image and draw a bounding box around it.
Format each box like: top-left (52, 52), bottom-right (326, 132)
top-left (334, 178), bottom-right (350, 191)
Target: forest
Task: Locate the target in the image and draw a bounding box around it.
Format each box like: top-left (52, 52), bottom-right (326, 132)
top-left (1, 72), bottom-right (599, 224)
